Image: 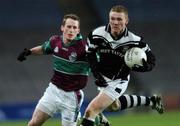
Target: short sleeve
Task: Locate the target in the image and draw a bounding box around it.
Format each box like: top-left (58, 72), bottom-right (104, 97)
top-left (41, 40), bottom-right (53, 54)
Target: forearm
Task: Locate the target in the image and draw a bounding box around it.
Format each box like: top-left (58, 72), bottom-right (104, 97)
top-left (30, 46), bottom-right (43, 55)
top-left (17, 45), bottom-right (44, 62)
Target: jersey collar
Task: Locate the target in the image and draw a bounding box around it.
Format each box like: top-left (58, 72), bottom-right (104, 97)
top-left (61, 34), bottom-right (83, 47)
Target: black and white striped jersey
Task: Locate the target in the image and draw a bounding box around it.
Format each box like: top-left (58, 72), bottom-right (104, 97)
top-left (86, 25), bottom-right (155, 80)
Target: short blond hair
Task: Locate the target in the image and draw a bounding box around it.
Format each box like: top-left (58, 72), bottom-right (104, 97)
top-left (110, 5), bottom-right (129, 18)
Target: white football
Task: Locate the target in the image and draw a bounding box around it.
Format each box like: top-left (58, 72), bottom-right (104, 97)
top-left (124, 47), bottom-right (147, 68)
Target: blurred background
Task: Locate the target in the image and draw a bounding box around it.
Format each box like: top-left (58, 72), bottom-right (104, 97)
top-left (0, 0), bottom-right (180, 121)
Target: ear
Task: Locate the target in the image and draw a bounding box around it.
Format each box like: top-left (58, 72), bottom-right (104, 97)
top-left (125, 17), bottom-right (129, 25)
top-left (60, 25), bottom-right (64, 32)
top-left (126, 20), bottom-right (129, 25)
top-left (77, 27), bottom-right (80, 34)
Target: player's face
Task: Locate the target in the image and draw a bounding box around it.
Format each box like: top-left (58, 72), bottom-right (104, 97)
top-left (109, 11), bottom-right (128, 38)
top-left (61, 18), bottom-right (80, 43)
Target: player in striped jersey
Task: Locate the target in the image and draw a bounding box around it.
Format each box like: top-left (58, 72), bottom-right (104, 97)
top-left (81, 5), bottom-right (164, 126)
top-left (17, 14), bottom-right (90, 126)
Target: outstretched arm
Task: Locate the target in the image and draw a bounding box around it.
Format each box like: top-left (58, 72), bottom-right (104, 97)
top-left (30, 46), bottom-right (43, 55)
top-left (17, 46), bottom-right (43, 62)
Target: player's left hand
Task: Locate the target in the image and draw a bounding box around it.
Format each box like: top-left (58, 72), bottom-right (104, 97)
top-left (131, 58), bottom-right (150, 72)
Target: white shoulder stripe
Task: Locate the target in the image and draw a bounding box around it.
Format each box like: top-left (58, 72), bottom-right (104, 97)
top-left (92, 26), bottom-right (114, 42)
top-left (92, 26), bottom-right (106, 35)
top-left (128, 31), bottom-right (141, 41)
top-left (92, 26), bottom-right (141, 43)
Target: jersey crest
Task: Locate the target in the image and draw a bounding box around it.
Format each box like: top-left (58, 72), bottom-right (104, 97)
top-left (69, 52), bottom-right (77, 62)
top-left (54, 46), bottom-right (59, 53)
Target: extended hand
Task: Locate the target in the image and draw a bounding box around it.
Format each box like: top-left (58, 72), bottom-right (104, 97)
top-left (17, 48), bottom-right (31, 62)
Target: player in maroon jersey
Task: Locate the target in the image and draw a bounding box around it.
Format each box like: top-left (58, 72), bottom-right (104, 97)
top-left (18, 14), bottom-right (90, 126)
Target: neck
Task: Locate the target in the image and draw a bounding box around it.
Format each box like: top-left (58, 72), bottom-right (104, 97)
top-left (111, 29), bottom-right (126, 40)
top-left (63, 38), bottom-right (72, 44)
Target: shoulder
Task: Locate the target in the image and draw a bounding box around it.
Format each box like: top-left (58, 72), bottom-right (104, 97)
top-left (74, 34), bottom-right (86, 46)
top-left (76, 40), bottom-right (87, 49)
top-left (49, 35), bottom-right (61, 42)
top-left (127, 31), bottom-right (141, 42)
top-left (92, 26), bottom-right (106, 35)
top-left (127, 31), bottom-right (151, 50)
top-left (48, 35), bottom-right (62, 48)
top-left (49, 35), bottom-right (61, 44)
top-left (127, 31), bottom-right (150, 48)
top-left (88, 25), bottom-right (108, 41)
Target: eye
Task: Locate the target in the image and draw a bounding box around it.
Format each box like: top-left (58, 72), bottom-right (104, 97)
top-left (73, 26), bottom-right (78, 29)
top-left (111, 17), bottom-right (115, 21)
top-left (67, 25), bottom-right (71, 28)
top-left (117, 18), bottom-right (122, 21)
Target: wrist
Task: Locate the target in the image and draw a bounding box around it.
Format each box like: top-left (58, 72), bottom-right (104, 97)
top-left (27, 49), bottom-right (32, 56)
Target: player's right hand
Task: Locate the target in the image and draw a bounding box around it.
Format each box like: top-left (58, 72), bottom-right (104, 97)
top-left (95, 79), bottom-right (107, 87)
top-left (93, 72), bottom-right (108, 87)
top-left (17, 48), bottom-right (31, 62)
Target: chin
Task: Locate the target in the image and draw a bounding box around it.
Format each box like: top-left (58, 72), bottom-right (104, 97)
top-left (67, 38), bottom-right (74, 41)
top-left (112, 31), bottom-right (119, 36)
top-left (112, 29), bottom-right (119, 33)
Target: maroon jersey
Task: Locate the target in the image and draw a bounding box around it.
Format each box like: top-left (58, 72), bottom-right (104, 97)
top-left (42, 35), bottom-right (90, 91)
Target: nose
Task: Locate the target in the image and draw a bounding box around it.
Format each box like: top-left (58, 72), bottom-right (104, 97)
top-left (113, 20), bottom-right (119, 25)
top-left (69, 27), bottom-right (74, 33)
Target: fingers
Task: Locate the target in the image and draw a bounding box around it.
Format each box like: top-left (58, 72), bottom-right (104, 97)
top-left (142, 58), bottom-right (146, 62)
top-left (95, 77), bottom-right (107, 87)
top-left (17, 54), bottom-right (26, 62)
top-left (142, 58), bottom-right (148, 67)
top-left (17, 48), bottom-right (32, 62)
